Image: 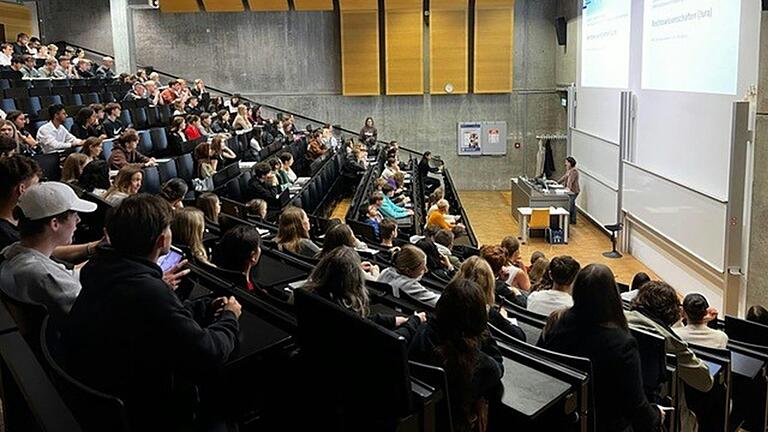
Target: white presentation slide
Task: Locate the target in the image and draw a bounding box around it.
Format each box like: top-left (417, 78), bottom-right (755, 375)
top-left (581, 0), bottom-right (631, 89)
top-left (642, 0), bottom-right (741, 95)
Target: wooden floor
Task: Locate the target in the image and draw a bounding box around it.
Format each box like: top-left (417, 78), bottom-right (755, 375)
top-left (460, 191), bottom-right (657, 285)
top-left (328, 190), bottom-right (657, 285)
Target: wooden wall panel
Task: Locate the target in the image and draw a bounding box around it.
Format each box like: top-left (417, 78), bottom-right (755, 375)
top-left (474, 0), bottom-right (514, 93)
top-left (429, 0), bottom-right (467, 94)
top-left (203, 0), bottom-right (245, 11)
top-left (293, 0), bottom-right (334, 10)
top-left (160, 0), bottom-right (201, 13)
top-left (0, 2), bottom-right (33, 42)
top-left (340, 10), bottom-right (380, 95)
top-left (385, 0), bottom-right (422, 95)
top-left (339, 0), bottom-right (377, 11)
top-left (247, 0), bottom-right (289, 11)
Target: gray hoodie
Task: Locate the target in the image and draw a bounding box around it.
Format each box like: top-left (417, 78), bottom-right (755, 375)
top-left (377, 267), bottom-right (440, 307)
top-left (0, 243), bottom-right (81, 325)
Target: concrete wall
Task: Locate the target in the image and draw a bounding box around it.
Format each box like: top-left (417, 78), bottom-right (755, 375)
top-left (747, 12), bottom-right (768, 310)
top-left (37, 0), bottom-right (566, 189)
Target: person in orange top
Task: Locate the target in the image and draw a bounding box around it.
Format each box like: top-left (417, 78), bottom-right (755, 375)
top-left (427, 199), bottom-right (465, 233)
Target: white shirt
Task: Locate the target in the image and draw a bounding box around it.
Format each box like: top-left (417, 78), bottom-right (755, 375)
top-left (0, 52), bottom-right (10, 66)
top-left (527, 289), bottom-right (573, 316)
top-left (36, 121), bottom-right (80, 153)
top-left (673, 323), bottom-right (729, 350)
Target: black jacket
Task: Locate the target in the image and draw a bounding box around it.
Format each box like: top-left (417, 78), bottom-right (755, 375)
top-left (320, 293), bottom-right (422, 343)
top-left (418, 157), bottom-right (439, 178)
top-left (247, 178), bottom-right (282, 209)
top-left (211, 120), bottom-right (232, 134)
top-left (540, 309), bottom-right (660, 432)
top-left (495, 280), bottom-right (527, 308)
top-left (61, 247), bottom-right (239, 431)
top-left (488, 307), bottom-right (526, 342)
top-left (70, 122), bottom-right (93, 140)
top-left (342, 154), bottom-right (366, 179)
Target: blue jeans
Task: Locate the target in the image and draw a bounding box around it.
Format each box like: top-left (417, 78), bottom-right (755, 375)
top-left (569, 193), bottom-right (578, 224)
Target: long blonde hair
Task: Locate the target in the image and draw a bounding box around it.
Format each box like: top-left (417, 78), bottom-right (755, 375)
top-left (456, 256), bottom-right (496, 305)
top-left (171, 207), bottom-right (208, 263)
top-left (276, 206), bottom-right (309, 253)
top-left (104, 164), bottom-right (142, 199)
top-left (61, 153), bottom-right (89, 183)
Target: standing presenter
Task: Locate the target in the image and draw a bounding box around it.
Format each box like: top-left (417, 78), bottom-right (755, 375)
top-left (559, 156), bottom-right (580, 224)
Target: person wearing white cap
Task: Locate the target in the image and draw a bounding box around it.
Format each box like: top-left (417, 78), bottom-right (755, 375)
top-left (0, 182), bottom-right (96, 325)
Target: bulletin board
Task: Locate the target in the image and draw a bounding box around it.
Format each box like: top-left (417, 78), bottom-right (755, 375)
top-left (457, 121), bottom-right (507, 156)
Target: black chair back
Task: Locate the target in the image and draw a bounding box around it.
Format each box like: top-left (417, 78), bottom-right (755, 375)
top-left (630, 327), bottom-right (669, 405)
top-left (0, 289), bottom-right (47, 359)
top-left (40, 316), bottom-right (131, 432)
top-left (409, 360), bottom-right (454, 432)
top-left (33, 153), bottom-right (62, 181)
top-left (294, 288), bottom-right (413, 421)
top-left (726, 315), bottom-right (768, 347)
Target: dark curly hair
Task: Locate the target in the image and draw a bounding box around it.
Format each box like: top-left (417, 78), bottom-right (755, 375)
top-left (630, 281), bottom-right (680, 326)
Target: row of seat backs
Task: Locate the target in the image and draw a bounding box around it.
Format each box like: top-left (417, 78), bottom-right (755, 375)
top-left (139, 153), bottom-right (197, 195)
top-left (2, 79), bottom-right (130, 99)
top-left (0, 77), bottom-right (119, 90)
top-left (441, 168), bottom-right (478, 247)
top-left (294, 151), bottom-right (343, 214)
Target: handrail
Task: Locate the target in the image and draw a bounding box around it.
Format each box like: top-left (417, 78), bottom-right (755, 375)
top-left (54, 41), bottom-right (426, 157)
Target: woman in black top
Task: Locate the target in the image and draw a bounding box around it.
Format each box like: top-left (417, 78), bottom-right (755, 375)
top-left (70, 107), bottom-right (99, 140)
top-left (359, 117), bottom-right (377, 147)
top-left (540, 264), bottom-right (662, 432)
top-left (418, 151), bottom-right (441, 195)
top-left (409, 277), bottom-right (504, 432)
top-left (304, 246), bottom-right (425, 342)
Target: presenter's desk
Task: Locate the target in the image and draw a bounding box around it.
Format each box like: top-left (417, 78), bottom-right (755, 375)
top-left (510, 177), bottom-right (571, 214)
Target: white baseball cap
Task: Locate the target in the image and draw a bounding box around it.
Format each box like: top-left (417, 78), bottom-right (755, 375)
top-left (18, 182), bottom-right (97, 220)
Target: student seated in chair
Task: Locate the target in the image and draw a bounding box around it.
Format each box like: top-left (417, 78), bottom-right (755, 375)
top-left (540, 264), bottom-right (663, 432)
top-left (625, 281), bottom-right (713, 431)
top-left (500, 236), bottom-right (531, 292)
top-left (379, 218), bottom-right (399, 250)
top-left (246, 162), bottom-right (282, 210)
top-left (316, 224), bottom-right (379, 279)
top-left (434, 229), bottom-right (461, 268)
top-left (427, 199), bottom-right (464, 234)
top-left (458, 256), bottom-right (526, 341)
top-left (371, 191), bottom-right (412, 221)
top-left (377, 245), bottom-right (440, 307)
top-left (0, 156), bottom-right (42, 250)
top-left (304, 245), bottom-right (425, 343)
top-left (481, 245), bottom-right (528, 308)
top-left (365, 204), bottom-right (383, 239)
top-left (108, 129), bottom-right (156, 170)
top-left (213, 224), bottom-right (263, 292)
top-left (674, 293), bottom-right (728, 349)
top-left (63, 194), bottom-right (241, 432)
top-left (747, 305), bottom-right (768, 326)
top-left (409, 277), bottom-right (504, 432)
top-left (275, 206), bottom-right (321, 258)
top-left (0, 182), bottom-right (97, 326)
top-left (526, 256), bottom-right (580, 317)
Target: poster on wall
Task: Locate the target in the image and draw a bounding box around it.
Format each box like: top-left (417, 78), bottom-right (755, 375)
top-left (458, 123), bottom-right (482, 155)
top-left (481, 121), bottom-right (507, 155)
